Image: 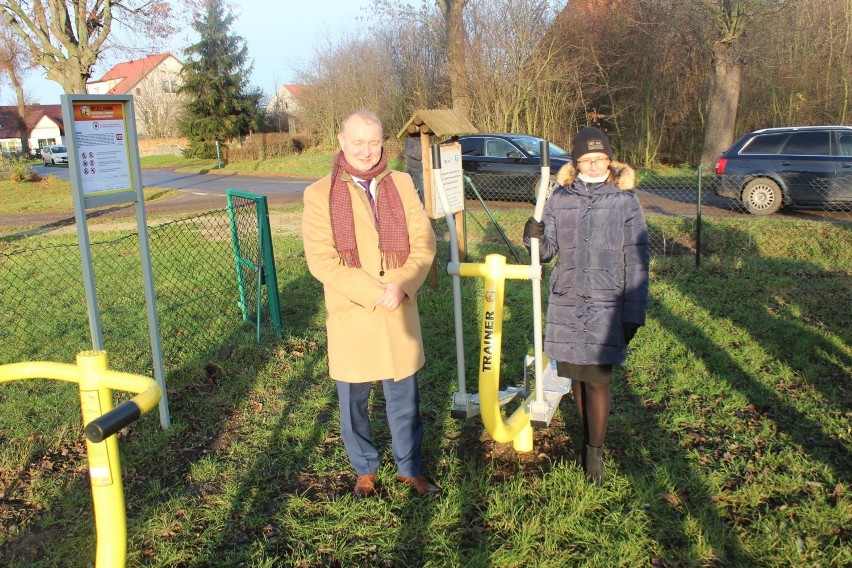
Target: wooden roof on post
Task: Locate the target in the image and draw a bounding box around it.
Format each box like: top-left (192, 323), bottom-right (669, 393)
top-left (396, 108), bottom-right (478, 138)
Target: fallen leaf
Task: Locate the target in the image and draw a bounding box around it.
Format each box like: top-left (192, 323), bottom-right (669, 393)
top-left (661, 492), bottom-right (681, 506)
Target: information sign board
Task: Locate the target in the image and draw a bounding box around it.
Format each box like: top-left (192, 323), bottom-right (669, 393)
top-left (430, 142), bottom-right (465, 219)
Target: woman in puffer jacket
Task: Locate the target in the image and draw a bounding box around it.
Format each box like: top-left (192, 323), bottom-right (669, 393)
top-left (524, 126), bottom-right (649, 485)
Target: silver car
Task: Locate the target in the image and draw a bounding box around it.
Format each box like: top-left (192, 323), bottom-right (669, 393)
top-left (42, 145), bottom-right (69, 166)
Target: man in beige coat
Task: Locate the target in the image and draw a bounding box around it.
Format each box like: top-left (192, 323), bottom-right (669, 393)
top-left (302, 109), bottom-right (439, 498)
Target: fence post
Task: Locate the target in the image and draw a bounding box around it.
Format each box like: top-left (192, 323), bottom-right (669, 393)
top-left (696, 165), bottom-right (702, 268)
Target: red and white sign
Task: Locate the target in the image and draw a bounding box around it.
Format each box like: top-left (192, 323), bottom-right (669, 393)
top-left (72, 102), bottom-right (132, 195)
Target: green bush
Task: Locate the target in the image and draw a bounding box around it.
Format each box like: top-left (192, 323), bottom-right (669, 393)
top-left (182, 140), bottom-right (220, 159)
top-left (0, 156), bottom-right (40, 182)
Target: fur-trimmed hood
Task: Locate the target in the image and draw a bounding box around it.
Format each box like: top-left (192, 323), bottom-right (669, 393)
top-left (555, 160), bottom-right (636, 190)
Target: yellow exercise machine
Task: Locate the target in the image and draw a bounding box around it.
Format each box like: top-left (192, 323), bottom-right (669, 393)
top-left (0, 350), bottom-right (162, 568)
top-left (433, 142), bottom-right (571, 452)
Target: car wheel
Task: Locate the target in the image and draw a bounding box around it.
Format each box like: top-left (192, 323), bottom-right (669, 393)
top-left (532, 175), bottom-right (559, 202)
top-left (741, 178), bottom-right (782, 215)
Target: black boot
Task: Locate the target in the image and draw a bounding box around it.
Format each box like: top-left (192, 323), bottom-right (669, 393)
top-left (585, 445), bottom-right (604, 485)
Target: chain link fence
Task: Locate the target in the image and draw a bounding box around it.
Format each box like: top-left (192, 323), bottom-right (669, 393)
top-left (0, 201), bottom-right (275, 372)
top-left (432, 169), bottom-right (851, 269)
top-left (3, 168), bottom-right (849, 370)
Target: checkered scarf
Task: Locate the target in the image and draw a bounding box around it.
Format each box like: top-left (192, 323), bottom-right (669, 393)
top-left (329, 150), bottom-right (410, 270)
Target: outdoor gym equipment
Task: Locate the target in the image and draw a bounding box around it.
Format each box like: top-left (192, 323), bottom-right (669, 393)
top-left (432, 142), bottom-right (571, 452)
top-left (0, 350), bottom-right (162, 568)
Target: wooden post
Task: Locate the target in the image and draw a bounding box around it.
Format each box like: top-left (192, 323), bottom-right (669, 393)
top-left (410, 125), bottom-right (439, 289)
top-left (401, 112), bottom-right (473, 286)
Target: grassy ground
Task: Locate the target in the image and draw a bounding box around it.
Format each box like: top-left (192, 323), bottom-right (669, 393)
top-left (1, 180), bottom-right (850, 566)
top-left (0, 176), bottom-right (177, 216)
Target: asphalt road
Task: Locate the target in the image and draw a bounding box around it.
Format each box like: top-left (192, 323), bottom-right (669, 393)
top-left (35, 163), bottom-right (314, 212)
top-left (16, 164), bottom-right (850, 225)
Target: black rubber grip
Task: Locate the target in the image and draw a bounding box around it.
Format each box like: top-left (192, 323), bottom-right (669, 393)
top-left (540, 140), bottom-right (550, 168)
top-left (431, 143), bottom-right (441, 169)
top-left (84, 400), bottom-right (142, 443)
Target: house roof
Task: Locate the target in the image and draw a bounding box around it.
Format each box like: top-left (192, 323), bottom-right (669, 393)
top-left (88, 53), bottom-right (175, 94)
top-left (396, 109), bottom-right (478, 138)
top-left (0, 105), bottom-right (64, 139)
top-left (282, 84), bottom-right (304, 99)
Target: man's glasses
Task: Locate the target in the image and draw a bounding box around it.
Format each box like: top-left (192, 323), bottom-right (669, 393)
top-left (576, 158), bottom-right (610, 167)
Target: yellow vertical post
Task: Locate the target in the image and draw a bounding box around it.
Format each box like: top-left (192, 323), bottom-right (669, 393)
top-left (76, 350), bottom-right (127, 568)
top-left (474, 255), bottom-right (534, 452)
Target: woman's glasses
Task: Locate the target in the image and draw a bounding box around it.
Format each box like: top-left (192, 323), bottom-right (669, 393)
top-left (576, 158), bottom-right (610, 167)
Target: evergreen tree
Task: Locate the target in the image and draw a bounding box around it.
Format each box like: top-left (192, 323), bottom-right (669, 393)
top-left (179, 0), bottom-right (262, 158)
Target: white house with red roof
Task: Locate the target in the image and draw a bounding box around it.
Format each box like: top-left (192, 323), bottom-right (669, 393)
top-left (0, 105), bottom-right (64, 157)
top-left (87, 53), bottom-right (185, 138)
top-left (267, 84), bottom-right (303, 132)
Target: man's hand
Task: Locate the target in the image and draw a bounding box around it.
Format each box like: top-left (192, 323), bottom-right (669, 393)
top-left (375, 281), bottom-right (406, 311)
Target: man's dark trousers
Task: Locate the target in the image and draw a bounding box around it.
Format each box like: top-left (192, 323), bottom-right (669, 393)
top-left (336, 374), bottom-right (424, 477)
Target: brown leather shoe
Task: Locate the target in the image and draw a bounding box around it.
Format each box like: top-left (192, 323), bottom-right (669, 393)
top-left (398, 475), bottom-right (441, 497)
top-left (353, 474), bottom-right (376, 498)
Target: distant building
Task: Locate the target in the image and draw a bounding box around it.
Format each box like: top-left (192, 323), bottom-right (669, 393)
top-left (87, 53), bottom-right (185, 138)
top-left (0, 105), bottom-right (64, 157)
top-left (266, 84), bottom-right (303, 132)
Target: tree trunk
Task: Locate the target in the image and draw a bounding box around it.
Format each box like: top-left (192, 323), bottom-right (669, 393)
top-left (14, 82), bottom-right (29, 155)
top-left (699, 42), bottom-right (743, 169)
top-left (438, 0), bottom-right (471, 116)
top-left (44, 52), bottom-right (95, 94)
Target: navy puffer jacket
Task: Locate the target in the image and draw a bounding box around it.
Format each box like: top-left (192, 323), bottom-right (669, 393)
top-left (527, 161), bottom-right (650, 366)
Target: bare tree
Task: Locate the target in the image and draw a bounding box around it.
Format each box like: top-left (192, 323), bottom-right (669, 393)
top-left (296, 33), bottom-right (406, 145)
top-left (739, 0), bottom-right (852, 128)
top-left (467, 0), bottom-right (577, 143)
top-left (297, 0), bottom-right (847, 165)
top-left (437, 0), bottom-right (472, 115)
top-left (690, 0), bottom-right (791, 168)
top-left (0, 19), bottom-right (33, 154)
top-left (0, 0), bottom-right (199, 94)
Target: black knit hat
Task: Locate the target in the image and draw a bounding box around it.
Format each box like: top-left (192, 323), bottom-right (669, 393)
top-left (571, 127), bottom-right (613, 163)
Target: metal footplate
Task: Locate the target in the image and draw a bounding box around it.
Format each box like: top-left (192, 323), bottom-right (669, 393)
top-left (526, 357), bottom-right (572, 428)
top-left (451, 386), bottom-right (526, 419)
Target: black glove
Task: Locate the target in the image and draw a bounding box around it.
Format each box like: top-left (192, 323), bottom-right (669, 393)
top-left (524, 217), bottom-right (545, 240)
top-left (623, 323), bottom-right (640, 345)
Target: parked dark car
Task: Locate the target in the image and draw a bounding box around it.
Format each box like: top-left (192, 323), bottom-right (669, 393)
top-left (712, 126), bottom-right (852, 215)
top-left (458, 134), bottom-right (571, 201)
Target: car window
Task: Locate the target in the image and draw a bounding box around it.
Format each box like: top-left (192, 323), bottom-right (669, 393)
top-left (836, 133), bottom-right (852, 157)
top-left (508, 136), bottom-right (538, 155)
top-left (461, 138), bottom-right (482, 156)
top-left (54, 146), bottom-right (67, 153)
top-left (781, 132), bottom-right (830, 156)
top-left (484, 138), bottom-right (517, 158)
top-left (506, 136), bottom-right (568, 158)
top-left (548, 142), bottom-right (569, 157)
top-left (740, 133), bottom-right (788, 154)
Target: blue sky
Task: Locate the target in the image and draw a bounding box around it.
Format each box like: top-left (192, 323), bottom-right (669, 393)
top-left (13, 0), bottom-right (374, 105)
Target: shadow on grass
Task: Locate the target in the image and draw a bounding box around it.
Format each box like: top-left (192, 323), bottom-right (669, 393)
top-left (660, 224), bottom-right (850, 478)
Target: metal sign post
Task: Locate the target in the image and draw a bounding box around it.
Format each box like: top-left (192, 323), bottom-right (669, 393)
top-left (61, 94), bottom-right (171, 430)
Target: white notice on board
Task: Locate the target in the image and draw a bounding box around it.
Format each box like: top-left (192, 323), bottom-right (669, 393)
top-left (431, 142), bottom-right (465, 218)
top-left (72, 102), bottom-right (132, 195)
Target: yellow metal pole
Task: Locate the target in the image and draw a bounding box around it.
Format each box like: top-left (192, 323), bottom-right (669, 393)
top-left (462, 254), bottom-right (534, 452)
top-left (1, 351), bottom-right (160, 568)
top-left (76, 350), bottom-right (127, 568)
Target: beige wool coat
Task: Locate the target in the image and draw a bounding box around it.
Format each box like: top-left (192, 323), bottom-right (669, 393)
top-left (302, 169), bottom-right (436, 383)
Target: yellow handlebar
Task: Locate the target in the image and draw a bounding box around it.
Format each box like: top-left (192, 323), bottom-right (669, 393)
top-left (0, 350), bottom-right (161, 568)
top-left (0, 351), bottom-right (161, 442)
